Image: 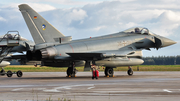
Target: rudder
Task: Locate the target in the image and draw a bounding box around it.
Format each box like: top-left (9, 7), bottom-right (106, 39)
top-left (19, 4), bottom-right (65, 44)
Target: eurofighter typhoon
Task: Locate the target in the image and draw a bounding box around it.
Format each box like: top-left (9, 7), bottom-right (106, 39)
top-left (19, 4), bottom-right (176, 78)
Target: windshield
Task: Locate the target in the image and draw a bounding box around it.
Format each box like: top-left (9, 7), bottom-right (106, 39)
top-left (123, 27), bottom-right (152, 35)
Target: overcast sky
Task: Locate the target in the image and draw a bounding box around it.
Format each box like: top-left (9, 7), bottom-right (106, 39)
top-left (0, 0), bottom-right (179, 57)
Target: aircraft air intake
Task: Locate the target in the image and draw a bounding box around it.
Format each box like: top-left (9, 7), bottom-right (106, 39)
top-left (153, 36), bottom-right (176, 50)
top-left (154, 36), bottom-right (162, 50)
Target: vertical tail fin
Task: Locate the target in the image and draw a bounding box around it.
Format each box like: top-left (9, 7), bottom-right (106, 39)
top-left (18, 4), bottom-right (65, 44)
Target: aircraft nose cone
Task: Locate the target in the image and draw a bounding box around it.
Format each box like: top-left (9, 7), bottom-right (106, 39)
top-left (163, 37), bottom-right (176, 47)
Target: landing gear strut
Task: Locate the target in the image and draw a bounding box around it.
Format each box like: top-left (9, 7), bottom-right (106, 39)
top-left (0, 68), bottom-right (23, 77)
top-left (127, 66), bottom-right (133, 76)
top-left (66, 62), bottom-right (77, 77)
top-left (104, 67), bottom-right (114, 77)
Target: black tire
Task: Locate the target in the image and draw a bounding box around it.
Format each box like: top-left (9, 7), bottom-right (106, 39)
top-left (17, 70), bottom-right (23, 77)
top-left (105, 67), bottom-right (114, 77)
top-left (104, 67), bottom-right (109, 76)
top-left (127, 69), bottom-right (133, 76)
top-left (0, 69), bottom-right (5, 76)
top-left (67, 68), bottom-right (72, 77)
top-left (7, 70), bottom-right (13, 77)
top-left (66, 68), bottom-right (76, 77)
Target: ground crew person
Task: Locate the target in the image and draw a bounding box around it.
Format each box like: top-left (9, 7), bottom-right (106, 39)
top-left (91, 65), bottom-right (99, 79)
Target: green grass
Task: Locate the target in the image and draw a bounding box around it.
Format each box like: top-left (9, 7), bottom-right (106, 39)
top-left (136, 65), bottom-right (180, 71)
top-left (3, 65), bottom-right (180, 72)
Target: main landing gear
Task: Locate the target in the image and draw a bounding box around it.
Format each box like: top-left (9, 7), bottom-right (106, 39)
top-left (104, 67), bottom-right (114, 77)
top-left (65, 62), bottom-right (134, 78)
top-left (66, 62), bottom-right (77, 77)
top-left (0, 68), bottom-right (23, 77)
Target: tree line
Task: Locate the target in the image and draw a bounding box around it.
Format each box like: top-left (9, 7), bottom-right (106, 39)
top-left (142, 55), bottom-right (180, 65)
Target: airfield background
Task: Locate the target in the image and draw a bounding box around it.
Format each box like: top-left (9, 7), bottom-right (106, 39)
top-left (143, 55), bottom-right (180, 65)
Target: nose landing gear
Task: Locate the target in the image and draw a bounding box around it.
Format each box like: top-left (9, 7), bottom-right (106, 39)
top-left (127, 66), bottom-right (133, 76)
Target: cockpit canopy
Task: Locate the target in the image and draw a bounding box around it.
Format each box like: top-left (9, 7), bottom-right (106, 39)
top-left (0, 34), bottom-right (28, 41)
top-left (123, 27), bottom-right (153, 35)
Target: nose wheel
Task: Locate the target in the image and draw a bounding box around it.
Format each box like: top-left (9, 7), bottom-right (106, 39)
top-left (127, 66), bottom-right (133, 76)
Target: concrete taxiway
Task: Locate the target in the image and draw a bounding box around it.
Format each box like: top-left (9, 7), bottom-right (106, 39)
top-left (1, 71), bottom-right (180, 101)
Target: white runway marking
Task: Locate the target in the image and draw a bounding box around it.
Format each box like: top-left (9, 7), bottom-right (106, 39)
top-left (36, 88), bottom-right (46, 90)
top-left (12, 88), bottom-right (23, 91)
top-left (43, 84), bottom-right (94, 92)
top-left (163, 89), bottom-right (172, 93)
top-left (43, 89), bottom-right (61, 92)
top-left (93, 91), bottom-right (138, 93)
top-left (94, 89), bottom-right (164, 93)
top-left (87, 86), bottom-right (95, 89)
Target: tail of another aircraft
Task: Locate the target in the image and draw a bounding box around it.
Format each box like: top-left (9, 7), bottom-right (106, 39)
top-left (18, 4), bottom-right (65, 44)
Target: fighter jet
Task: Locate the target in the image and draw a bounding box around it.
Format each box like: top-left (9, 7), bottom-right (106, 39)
top-left (19, 4), bottom-right (176, 78)
top-left (0, 31), bottom-right (35, 77)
